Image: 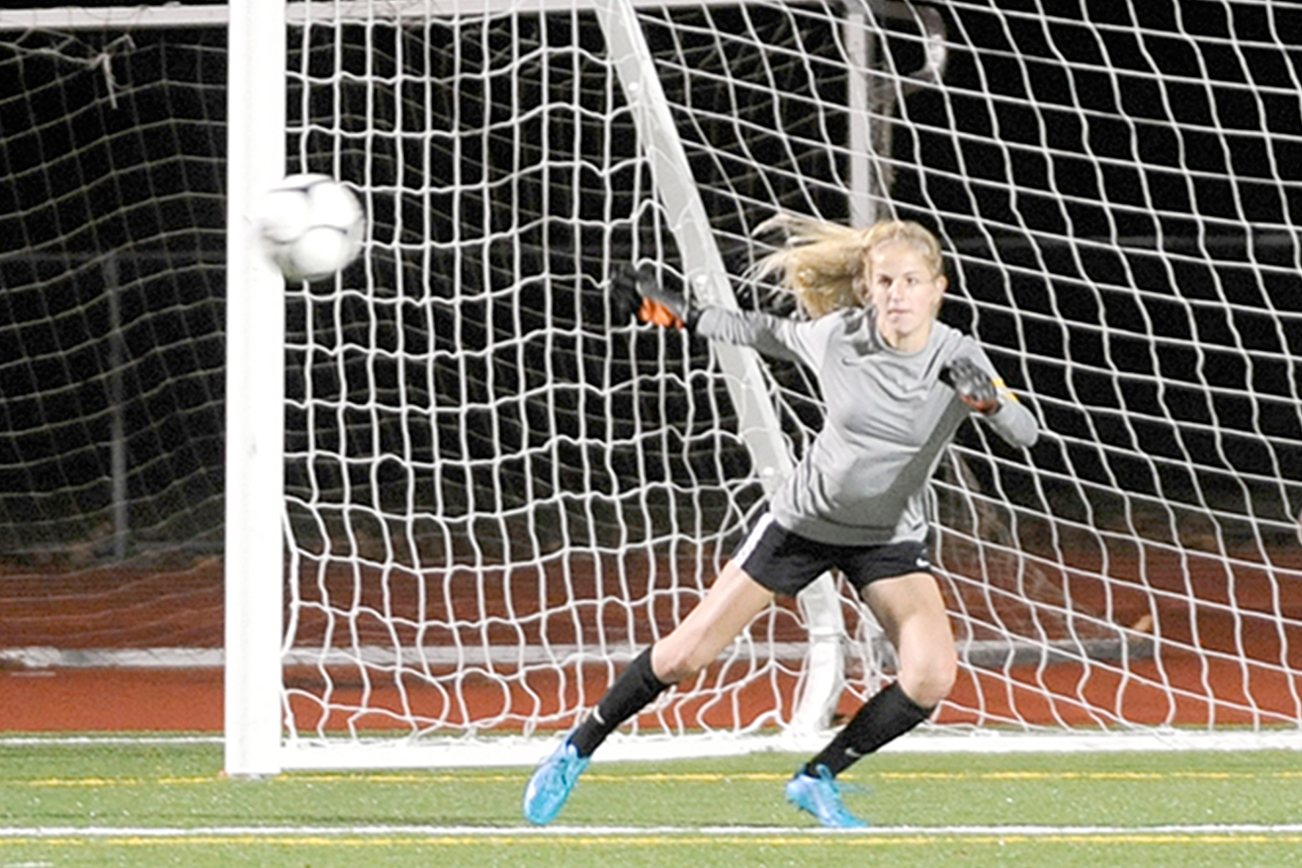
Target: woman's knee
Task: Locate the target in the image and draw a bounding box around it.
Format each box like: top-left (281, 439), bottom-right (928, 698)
top-left (898, 648), bottom-right (957, 709)
top-left (650, 633), bottom-right (711, 684)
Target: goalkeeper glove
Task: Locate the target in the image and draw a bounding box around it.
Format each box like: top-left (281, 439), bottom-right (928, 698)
top-left (610, 263), bottom-right (698, 330)
top-left (941, 356), bottom-right (1000, 414)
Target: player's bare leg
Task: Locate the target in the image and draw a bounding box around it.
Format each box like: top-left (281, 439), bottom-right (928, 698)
top-left (862, 571), bottom-right (957, 710)
top-left (650, 560), bottom-right (775, 683)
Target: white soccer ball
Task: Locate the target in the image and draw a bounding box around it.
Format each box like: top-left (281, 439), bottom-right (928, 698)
top-left (256, 174), bottom-right (364, 281)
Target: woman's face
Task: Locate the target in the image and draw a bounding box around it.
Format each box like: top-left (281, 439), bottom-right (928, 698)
top-left (864, 240), bottom-right (947, 351)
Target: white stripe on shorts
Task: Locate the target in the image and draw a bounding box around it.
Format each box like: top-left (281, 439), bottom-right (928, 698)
top-left (732, 511), bottom-right (776, 567)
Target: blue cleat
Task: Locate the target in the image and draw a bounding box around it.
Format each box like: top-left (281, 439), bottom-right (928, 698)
top-left (522, 738), bottom-right (591, 825)
top-left (784, 764), bottom-right (868, 828)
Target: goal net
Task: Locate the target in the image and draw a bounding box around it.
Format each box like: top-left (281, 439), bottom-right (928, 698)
top-left (0, 18), bottom-right (228, 661)
top-left (253, 0), bottom-right (1302, 765)
top-left (2, 1), bottom-right (1299, 770)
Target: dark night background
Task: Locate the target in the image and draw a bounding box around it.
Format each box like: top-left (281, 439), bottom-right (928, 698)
top-left (1, 0), bottom-right (1300, 572)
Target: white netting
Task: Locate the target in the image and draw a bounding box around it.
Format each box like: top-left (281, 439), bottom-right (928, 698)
top-left (278, 4), bottom-right (804, 743)
top-left (276, 0), bottom-right (1302, 749)
top-left (0, 23), bottom-right (227, 653)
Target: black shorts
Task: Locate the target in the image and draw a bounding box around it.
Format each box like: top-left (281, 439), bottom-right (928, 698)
top-left (734, 512), bottom-right (932, 597)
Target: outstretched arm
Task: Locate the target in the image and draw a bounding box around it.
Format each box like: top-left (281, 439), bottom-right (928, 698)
top-left (609, 264), bottom-right (815, 365)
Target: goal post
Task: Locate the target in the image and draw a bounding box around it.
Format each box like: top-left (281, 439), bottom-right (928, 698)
top-left (223, 0), bottom-right (287, 778)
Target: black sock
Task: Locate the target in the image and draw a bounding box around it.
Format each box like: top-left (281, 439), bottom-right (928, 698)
top-left (802, 682), bottom-right (932, 778)
top-left (568, 647), bottom-right (670, 757)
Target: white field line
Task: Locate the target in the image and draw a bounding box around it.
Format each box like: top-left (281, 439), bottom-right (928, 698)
top-left (2, 824), bottom-right (1302, 839)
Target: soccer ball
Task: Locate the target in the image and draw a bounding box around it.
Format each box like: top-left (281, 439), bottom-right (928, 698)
top-left (256, 174), bottom-right (364, 281)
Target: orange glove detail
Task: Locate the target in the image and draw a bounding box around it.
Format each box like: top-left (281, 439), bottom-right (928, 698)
top-left (611, 263), bottom-right (697, 330)
top-left (639, 297), bottom-right (686, 329)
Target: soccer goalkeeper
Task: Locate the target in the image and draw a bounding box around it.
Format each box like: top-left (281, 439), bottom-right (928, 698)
top-left (523, 217), bottom-right (1039, 828)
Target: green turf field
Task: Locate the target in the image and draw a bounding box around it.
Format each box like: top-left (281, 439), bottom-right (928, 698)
top-left (1, 738), bottom-right (1299, 866)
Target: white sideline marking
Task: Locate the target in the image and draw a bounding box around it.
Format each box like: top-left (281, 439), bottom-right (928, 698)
top-left (2, 823), bottom-right (1302, 838)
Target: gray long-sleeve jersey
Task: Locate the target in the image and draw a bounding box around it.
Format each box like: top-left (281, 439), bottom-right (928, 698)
top-left (697, 305), bottom-right (1039, 546)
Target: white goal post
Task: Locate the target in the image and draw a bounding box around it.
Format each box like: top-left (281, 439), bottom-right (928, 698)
top-left (224, 0), bottom-right (288, 778)
top-left (2, 1), bottom-right (1299, 776)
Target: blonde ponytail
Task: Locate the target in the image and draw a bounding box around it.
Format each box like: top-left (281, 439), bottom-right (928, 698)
top-left (753, 215), bottom-right (944, 318)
